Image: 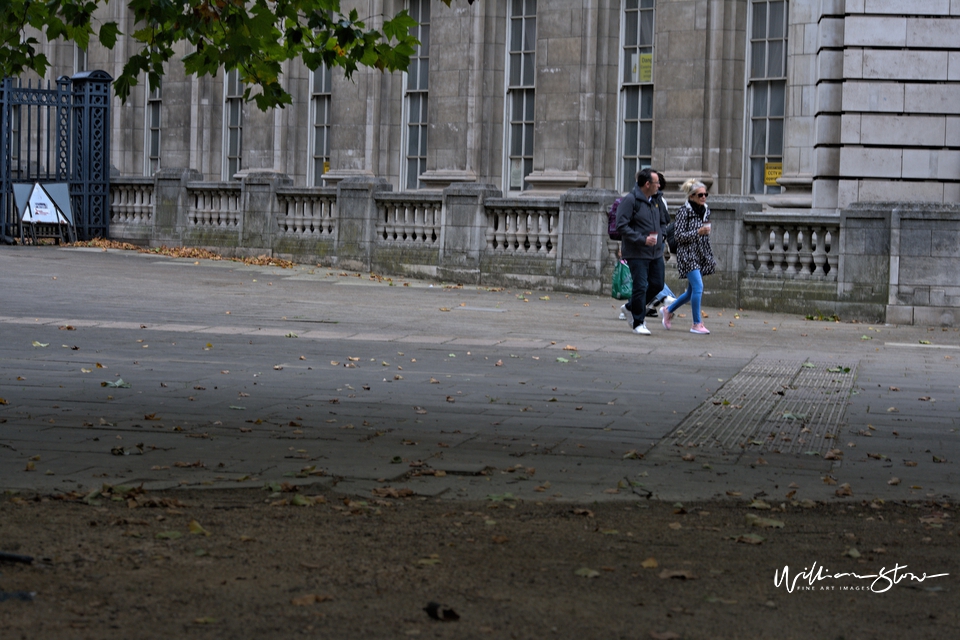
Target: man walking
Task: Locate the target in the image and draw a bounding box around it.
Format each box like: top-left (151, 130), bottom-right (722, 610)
top-left (615, 168), bottom-right (667, 335)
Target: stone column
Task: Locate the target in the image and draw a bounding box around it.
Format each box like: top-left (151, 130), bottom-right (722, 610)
top-left (437, 183), bottom-right (501, 283)
top-left (705, 195), bottom-right (761, 309)
top-left (152, 168), bottom-right (202, 246)
top-left (837, 204), bottom-right (890, 322)
top-left (555, 189), bottom-right (617, 293)
top-left (238, 170), bottom-right (292, 256)
top-left (335, 177), bottom-right (394, 272)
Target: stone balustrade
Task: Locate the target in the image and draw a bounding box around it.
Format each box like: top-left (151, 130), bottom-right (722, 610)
top-left (186, 184), bottom-right (241, 229)
top-left (109, 178), bottom-right (154, 226)
top-left (106, 175), bottom-right (960, 325)
top-left (276, 188), bottom-right (337, 238)
top-left (742, 215), bottom-right (839, 282)
top-left (375, 193), bottom-right (442, 246)
top-left (485, 202), bottom-right (559, 256)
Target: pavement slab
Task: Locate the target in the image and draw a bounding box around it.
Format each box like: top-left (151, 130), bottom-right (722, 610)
top-left (0, 246), bottom-right (958, 505)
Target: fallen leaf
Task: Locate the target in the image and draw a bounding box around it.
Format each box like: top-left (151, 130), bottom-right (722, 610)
top-left (155, 531), bottom-right (182, 540)
top-left (575, 567), bottom-right (600, 578)
top-left (746, 513), bottom-right (784, 528)
top-left (658, 569), bottom-right (697, 580)
top-left (422, 601), bottom-right (459, 621)
top-left (371, 487), bottom-right (414, 498)
top-left (291, 594), bottom-right (333, 606)
top-left (31, 341), bottom-right (49, 348)
top-left (835, 483), bottom-right (853, 497)
top-left (641, 557), bottom-right (659, 568)
top-left (188, 520), bottom-right (211, 536)
top-left (735, 533), bottom-right (766, 545)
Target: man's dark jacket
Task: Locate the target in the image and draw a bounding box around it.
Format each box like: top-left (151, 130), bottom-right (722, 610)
top-left (616, 184), bottom-right (669, 260)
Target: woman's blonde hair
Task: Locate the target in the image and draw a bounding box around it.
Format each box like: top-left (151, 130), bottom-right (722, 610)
top-left (681, 178), bottom-right (707, 198)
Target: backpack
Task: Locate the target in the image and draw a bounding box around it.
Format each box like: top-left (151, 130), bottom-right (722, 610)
top-left (664, 220), bottom-right (677, 254)
top-left (607, 198), bottom-right (622, 240)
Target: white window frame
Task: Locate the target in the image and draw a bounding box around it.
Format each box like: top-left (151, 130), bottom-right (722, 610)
top-left (222, 69), bottom-right (243, 181)
top-left (401, 0), bottom-right (430, 190)
top-left (745, 0), bottom-right (788, 195)
top-left (145, 81), bottom-right (161, 176)
top-left (308, 65), bottom-right (332, 186)
top-left (74, 45), bottom-right (87, 74)
top-left (617, 0), bottom-right (655, 193)
top-left (502, 0), bottom-right (537, 193)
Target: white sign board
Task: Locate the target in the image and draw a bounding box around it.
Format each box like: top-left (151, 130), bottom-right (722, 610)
top-left (22, 183), bottom-right (69, 224)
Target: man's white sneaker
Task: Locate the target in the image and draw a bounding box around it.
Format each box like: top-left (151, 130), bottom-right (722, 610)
top-left (633, 323), bottom-right (651, 335)
top-left (619, 303), bottom-right (629, 321)
top-left (663, 295), bottom-right (677, 308)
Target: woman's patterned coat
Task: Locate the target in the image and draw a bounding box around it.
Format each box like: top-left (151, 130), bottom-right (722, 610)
top-left (673, 200), bottom-right (717, 279)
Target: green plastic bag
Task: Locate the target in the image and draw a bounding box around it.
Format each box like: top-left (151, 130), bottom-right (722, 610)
top-left (611, 260), bottom-right (632, 300)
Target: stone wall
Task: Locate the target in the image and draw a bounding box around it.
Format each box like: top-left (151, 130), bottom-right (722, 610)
top-left (108, 176), bottom-right (960, 326)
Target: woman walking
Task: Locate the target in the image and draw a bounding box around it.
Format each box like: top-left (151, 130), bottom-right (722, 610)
top-left (660, 179), bottom-right (716, 334)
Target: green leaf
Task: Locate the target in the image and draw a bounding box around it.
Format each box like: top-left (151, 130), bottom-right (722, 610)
top-left (290, 494), bottom-right (313, 507)
top-left (101, 378), bottom-right (132, 388)
top-left (746, 513), bottom-right (785, 528)
top-left (156, 531), bottom-right (182, 540)
top-left (98, 21), bottom-right (121, 49)
top-left (801, 362), bottom-right (816, 368)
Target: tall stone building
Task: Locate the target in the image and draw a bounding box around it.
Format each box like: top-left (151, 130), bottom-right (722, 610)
top-left (25, 1), bottom-right (960, 208)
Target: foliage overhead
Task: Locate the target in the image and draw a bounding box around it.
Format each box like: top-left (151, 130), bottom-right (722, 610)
top-left (0, 0), bottom-right (457, 110)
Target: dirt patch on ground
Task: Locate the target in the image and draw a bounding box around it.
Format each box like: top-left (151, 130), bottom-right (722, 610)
top-left (1, 488), bottom-right (957, 639)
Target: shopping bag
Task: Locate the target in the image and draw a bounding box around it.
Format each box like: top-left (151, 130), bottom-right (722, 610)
top-left (611, 260), bottom-right (633, 300)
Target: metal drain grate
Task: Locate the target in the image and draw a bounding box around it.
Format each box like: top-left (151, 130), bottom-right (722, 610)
top-left (664, 359), bottom-right (858, 455)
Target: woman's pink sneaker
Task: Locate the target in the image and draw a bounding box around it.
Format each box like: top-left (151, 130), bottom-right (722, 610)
top-left (690, 323), bottom-right (710, 335)
top-left (660, 307), bottom-right (673, 330)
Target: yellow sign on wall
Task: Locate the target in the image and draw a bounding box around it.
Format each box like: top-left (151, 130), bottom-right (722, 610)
top-left (764, 162), bottom-right (782, 186)
top-left (639, 54), bottom-right (653, 83)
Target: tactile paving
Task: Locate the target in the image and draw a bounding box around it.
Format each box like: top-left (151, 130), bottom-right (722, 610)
top-left (661, 359), bottom-right (858, 455)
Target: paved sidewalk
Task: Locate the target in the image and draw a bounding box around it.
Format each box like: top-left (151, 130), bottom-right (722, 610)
top-left (1, 246), bottom-right (957, 504)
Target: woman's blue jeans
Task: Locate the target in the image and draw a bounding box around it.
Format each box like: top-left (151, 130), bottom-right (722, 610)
top-left (667, 269), bottom-right (703, 323)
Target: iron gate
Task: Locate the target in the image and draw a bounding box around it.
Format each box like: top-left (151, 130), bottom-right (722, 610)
top-left (0, 70), bottom-right (112, 243)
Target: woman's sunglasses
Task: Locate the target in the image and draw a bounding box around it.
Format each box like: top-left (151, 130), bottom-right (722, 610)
top-left (693, 192), bottom-right (708, 199)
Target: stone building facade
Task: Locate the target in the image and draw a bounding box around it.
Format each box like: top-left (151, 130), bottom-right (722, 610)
top-left (25, 0), bottom-right (960, 209)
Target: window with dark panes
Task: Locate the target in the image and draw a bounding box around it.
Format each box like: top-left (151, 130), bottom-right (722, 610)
top-left (620, 0), bottom-right (655, 193)
top-left (404, 0), bottom-right (430, 189)
top-left (224, 69), bottom-right (243, 180)
top-left (146, 81), bottom-right (161, 175)
top-left (310, 65), bottom-right (332, 186)
top-left (506, 0), bottom-right (536, 192)
top-left (747, 1), bottom-right (787, 195)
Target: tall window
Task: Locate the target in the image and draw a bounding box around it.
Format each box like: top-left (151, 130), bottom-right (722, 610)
top-left (404, 0), bottom-right (430, 189)
top-left (145, 81), bottom-right (161, 175)
top-left (506, 0), bottom-right (536, 192)
top-left (310, 66), bottom-right (332, 186)
top-left (74, 45), bottom-right (87, 74)
top-left (747, 0), bottom-right (787, 194)
top-left (620, 0), bottom-right (655, 193)
top-left (224, 68), bottom-right (243, 180)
